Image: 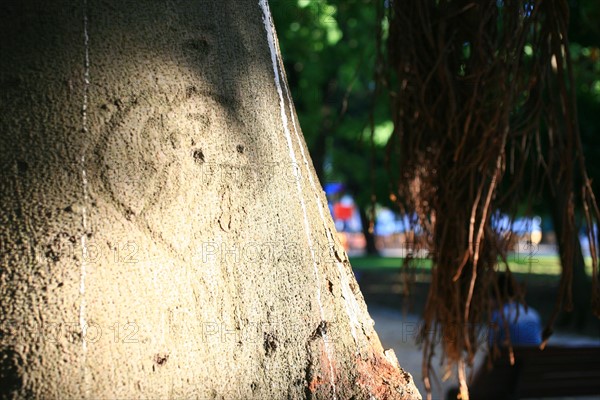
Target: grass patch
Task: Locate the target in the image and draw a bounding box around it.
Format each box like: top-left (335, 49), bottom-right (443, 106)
top-left (349, 254), bottom-right (595, 276)
top-left (348, 256), bottom-right (405, 271)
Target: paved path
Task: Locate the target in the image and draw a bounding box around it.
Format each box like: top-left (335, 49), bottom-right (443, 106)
top-left (369, 306), bottom-right (600, 400)
top-left (369, 307), bottom-right (478, 399)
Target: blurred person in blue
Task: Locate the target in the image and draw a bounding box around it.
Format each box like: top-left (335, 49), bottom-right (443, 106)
top-left (489, 272), bottom-right (542, 346)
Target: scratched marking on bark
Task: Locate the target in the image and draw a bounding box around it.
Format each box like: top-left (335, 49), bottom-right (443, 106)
top-left (79, 0), bottom-right (91, 396)
top-left (258, 0), bottom-right (337, 398)
top-left (269, 5), bottom-right (363, 355)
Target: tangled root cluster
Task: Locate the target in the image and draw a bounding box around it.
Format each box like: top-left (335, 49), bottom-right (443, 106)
top-left (379, 0), bottom-right (600, 396)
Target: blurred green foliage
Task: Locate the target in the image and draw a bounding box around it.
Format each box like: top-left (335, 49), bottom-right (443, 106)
top-left (270, 0), bottom-right (393, 212)
top-left (270, 0), bottom-right (600, 213)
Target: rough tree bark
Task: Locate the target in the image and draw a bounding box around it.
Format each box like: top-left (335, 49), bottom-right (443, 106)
top-left (0, 1), bottom-right (420, 399)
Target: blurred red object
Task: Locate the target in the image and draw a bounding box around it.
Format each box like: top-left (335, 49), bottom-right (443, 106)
top-left (334, 203), bottom-right (353, 221)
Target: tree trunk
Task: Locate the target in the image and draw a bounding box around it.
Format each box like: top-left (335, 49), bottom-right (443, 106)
top-left (0, 1), bottom-right (420, 399)
top-left (359, 207), bottom-right (380, 256)
top-left (550, 188), bottom-right (591, 330)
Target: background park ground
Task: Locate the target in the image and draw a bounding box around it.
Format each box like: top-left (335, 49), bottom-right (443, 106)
top-left (347, 243), bottom-right (599, 398)
top-left (350, 249), bottom-right (599, 335)
top-left (349, 249), bottom-right (600, 399)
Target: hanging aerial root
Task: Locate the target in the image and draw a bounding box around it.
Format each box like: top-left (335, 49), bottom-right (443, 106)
top-left (378, 0), bottom-right (600, 397)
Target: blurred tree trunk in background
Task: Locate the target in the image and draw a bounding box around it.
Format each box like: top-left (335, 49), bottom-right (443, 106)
top-left (550, 187), bottom-right (592, 330)
top-left (359, 207), bottom-right (379, 256)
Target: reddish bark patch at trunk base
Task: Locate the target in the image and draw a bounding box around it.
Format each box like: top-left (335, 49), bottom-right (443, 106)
top-left (354, 349), bottom-right (420, 400)
top-left (307, 375), bottom-right (326, 394)
top-left (305, 342), bottom-right (421, 399)
top-left (304, 341), bottom-right (420, 399)
top-left (304, 340), bottom-right (338, 397)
